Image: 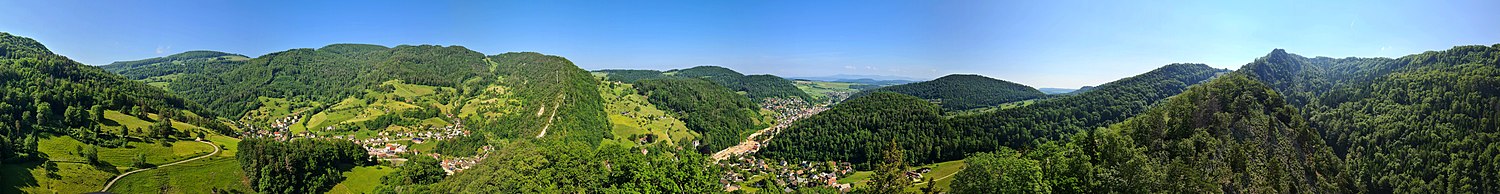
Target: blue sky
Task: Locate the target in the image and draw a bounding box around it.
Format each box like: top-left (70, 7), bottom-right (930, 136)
top-left (2, 0), bottom-right (1497, 88)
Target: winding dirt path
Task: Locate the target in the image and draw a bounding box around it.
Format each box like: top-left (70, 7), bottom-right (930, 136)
top-left (100, 140), bottom-right (221, 192)
top-left (536, 94), bottom-right (565, 138)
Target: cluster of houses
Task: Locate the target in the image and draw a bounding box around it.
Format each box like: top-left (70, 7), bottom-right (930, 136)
top-left (240, 113), bottom-right (306, 140)
top-left (823, 91), bottom-right (854, 104)
top-left (752, 97), bottom-right (829, 144)
top-left (436, 145), bottom-right (494, 175)
top-left (720, 156), bottom-right (855, 192)
top-left (366, 142), bottom-right (408, 158)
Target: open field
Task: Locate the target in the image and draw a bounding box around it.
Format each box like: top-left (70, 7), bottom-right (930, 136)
top-left (109, 135), bottom-right (249, 193)
top-left (596, 80), bottom-right (698, 147)
top-left (1, 133), bottom-right (218, 193)
top-left (326, 165), bottom-right (396, 194)
top-left (834, 159), bottom-right (966, 192)
top-left (792, 80), bottom-right (863, 100)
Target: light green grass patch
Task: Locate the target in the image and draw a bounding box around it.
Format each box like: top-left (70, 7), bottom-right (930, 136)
top-left (598, 81), bottom-right (697, 146)
top-left (1, 160), bottom-right (114, 193)
top-left (109, 157), bottom-right (250, 194)
top-left (327, 166), bottom-right (396, 194)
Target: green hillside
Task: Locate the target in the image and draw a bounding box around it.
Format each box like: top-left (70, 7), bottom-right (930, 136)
top-left (854, 74), bottom-right (1046, 111)
top-left (633, 78), bottom-right (764, 153)
top-left (1239, 46), bottom-right (1500, 193)
top-left (761, 63), bottom-right (1228, 166)
top-left (597, 66), bottom-right (813, 101)
top-left (950, 73), bottom-right (1346, 193)
top-left (948, 63), bottom-right (1227, 149)
top-left (759, 92), bottom-right (948, 166)
top-left (99, 50), bottom-right (249, 79)
top-left (0, 32), bottom-right (234, 193)
top-left (1106, 73), bottom-right (1345, 193)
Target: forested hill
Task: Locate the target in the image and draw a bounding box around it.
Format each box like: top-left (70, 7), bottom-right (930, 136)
top-left (853, 74), bottom-right (1045, 111)
top-left (158, 44), bottom-right (490, 117)
top-left (759, 92), bottom-right (949, 167)
top-left (596, 66), bottom-right (812, 101)
top-left (947, 73), bottom-right (1348, 193)
top-left (0, 32), bottom-right (227, 159)
top-left (1238, 46), bottom-right (1500, 193)
top-left (947, 63), bottom-right (1227, 150)
top-left (1109, 73), bottom-right (1347, 193)
top-left (481, 52), bottom-right (610, 143)
top-left (760, 63), bottom-right (1227, 166)
top-left (99, 50), bottom-right (248, 79)
top-left (633, 78), bottom-right (764, 153)
top-left (112, 44), bottom-right (610, 142)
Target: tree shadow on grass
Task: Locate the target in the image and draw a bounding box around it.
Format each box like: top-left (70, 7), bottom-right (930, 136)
top-left (0, 160), bottom-right (42, 194)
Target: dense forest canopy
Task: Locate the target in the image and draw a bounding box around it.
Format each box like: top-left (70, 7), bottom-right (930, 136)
top-left (99, 50), bottom-right (248, 79)
top-left (479, 52), bottom-right (611, 142)
top-left (950, 73), bottom-right (1348, 193)
top-left (597, 65), bottom-right (812, 101)
top-left (761, 63), bottom-right (1228, 166)
top-left (948, 63), bottom-right (1228, 149)
top-left (1110, 73), bottom-right (1347, 193)
top-left (431, 141), bottom-right (721, 193)
top-left (853, 74), bottom-right (1046, 111)
top-left (0, 33), bottom-right (228, 161)
top-left (633, 78), bottom-right (764, 153)
top-left (759, 92), bottom-right (950, 167)
top-left (236, 138), bottom-right (370, 193)
top-left (151, 44), bottom-right (491, 117)
top-left (1239, 46), bottom-right (1500, 193)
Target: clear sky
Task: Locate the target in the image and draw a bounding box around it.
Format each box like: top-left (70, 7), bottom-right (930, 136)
top-left (3, 0), bottom-right (1497, 88)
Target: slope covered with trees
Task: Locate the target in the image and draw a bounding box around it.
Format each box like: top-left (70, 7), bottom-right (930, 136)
top-left (99, 50), bottom-right (249, 80)
top-left (1239, 46), bottom-right (1500, 193)
top-left (165, 44), bottom-right (492, 117)
top-left (476, 52), bottom-right (610, 142)
top-left (597, 66), bottom-right (812, 101)
top-left (236, 138), bottom-right (371, 193)
top-left (761, 63), bottom-right (1227, 166)
top-left (758, 92), bottom-right (950, 166)
top-left (633, 78), bottom-right (764, 152)
top-left (0, 32), bottom-right (229, 162)
top-left (950, 73), bottom-right (1348, 193)
top-left (948, 63), bottom-right (1227, 150)
top-left (1109, 73), bottom-right (1347, 193)
top-left (854, 74), bottom-right (1046, 111)
top-left (431, 141), bottom-right (721, 193)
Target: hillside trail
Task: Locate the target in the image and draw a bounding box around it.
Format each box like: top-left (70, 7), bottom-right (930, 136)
top-left (536, 94), bottom-right (564, 138)
top-left (100, 139), bottom-right (221, 192)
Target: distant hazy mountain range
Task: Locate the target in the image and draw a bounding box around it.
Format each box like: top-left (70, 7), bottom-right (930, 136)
top-left (789, 74), bottom-right (921, 85)
top-left (1037, 88), bottom-right (1077, 94)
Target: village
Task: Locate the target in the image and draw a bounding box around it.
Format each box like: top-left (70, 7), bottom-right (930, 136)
top-left (239, 113), bottom-right (492, 175)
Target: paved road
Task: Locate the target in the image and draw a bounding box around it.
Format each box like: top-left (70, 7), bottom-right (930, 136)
top-left (100, 140), bottom-right (221, 192)
top-left (711, 106), bottom-right (828, 161)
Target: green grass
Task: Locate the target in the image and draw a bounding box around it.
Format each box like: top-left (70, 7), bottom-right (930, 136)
top-left (908, 159), bottom-right (967, 192)
top-left (837, 159), bottom-right (966, 192)
top-left (597, 80), bottom-right (698, 146)
top-left (409, 141), bottom-right (438, 153)
top-left (385, 80), bottom-right (442, 98)
top-left (0, 159), bottom-right (115, 193)
top-left (949, 99), bottom-right (1038, 117)
top-left (110, 135), bottom-right (251, 193)
top-left (327, 165), bottom-right (396, 194)
top-left (793, 80), bottom-right (862, 100)
top-left (109, 157), bottom-right (250, 194)
top-left (38, 135), bottom-right (213, 169)
top-left (1, 133), bottom-right (218, 193)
